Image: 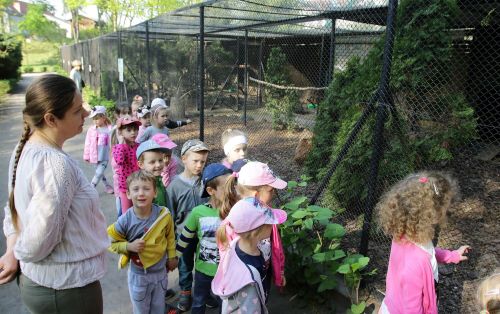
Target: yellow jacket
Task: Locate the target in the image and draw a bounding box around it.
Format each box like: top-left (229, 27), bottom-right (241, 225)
top-left (107, 207), bottom-right (176, 270)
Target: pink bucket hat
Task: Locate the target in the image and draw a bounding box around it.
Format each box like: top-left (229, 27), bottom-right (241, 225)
top-left (151, 133), bottom-right (177, 150)
top-left (225, 200), bottom-right (287, 233)
top-left (238, 161), bottom-right (287, 189)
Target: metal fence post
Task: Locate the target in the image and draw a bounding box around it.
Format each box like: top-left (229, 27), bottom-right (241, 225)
top-left (319, 34), bottom-right (325, 86)
top-left (258, 39), bottom-right (263, 107)
top-left (117, 30), bottom-right (123, 102)
top-left (236, 37), bottom-right (240, 108)
top-left (359, 0), bottom-right (399, 256)
top-left (244, 29), bottom-right (248, 125)
top-left (145, 22), bottom-right (151, 106)
top-left (199, 6), bottom-right (205, 141)
top-left (327, 19), bottom-right (336, 84)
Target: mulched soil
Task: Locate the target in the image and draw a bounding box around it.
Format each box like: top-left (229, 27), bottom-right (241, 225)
top-left (169, 109), bottom-right (499, 313)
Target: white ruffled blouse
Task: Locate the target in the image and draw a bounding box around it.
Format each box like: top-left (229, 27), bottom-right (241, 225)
top-left (3, 142), bottom-right (109, 289)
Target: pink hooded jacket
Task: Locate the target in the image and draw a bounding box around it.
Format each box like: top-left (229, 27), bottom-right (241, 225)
top-left (212, 237), bottom-right (268, 313)
top-left (383, 239), bottom-right (461, 314)
top-left (83, 125), bottom-right (112, 163)
top-left (218, 197), bottom-right (286, 288)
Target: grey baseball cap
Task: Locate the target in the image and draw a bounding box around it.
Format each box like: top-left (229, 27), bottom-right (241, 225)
top-left (181, 139), bottom-right (210, 156)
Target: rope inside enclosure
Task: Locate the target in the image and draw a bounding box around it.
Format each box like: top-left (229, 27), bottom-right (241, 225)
top-left (249, 77), bottom-right (328, 91)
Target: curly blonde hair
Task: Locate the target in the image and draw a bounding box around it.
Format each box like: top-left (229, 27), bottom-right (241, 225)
top-left (376, 171), bottom-right (458, 244)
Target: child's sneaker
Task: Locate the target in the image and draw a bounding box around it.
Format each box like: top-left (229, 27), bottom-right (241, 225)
top-left (105, 185), bottom-right (114, 194)
top-left (165, 302), bottom-right (179, 314)
top-left (177, 290), bottom-right (191, 312)
top-left (165, 288), bottom-right (176, 300)
top-left (205, 294), bottom-right (219, 308)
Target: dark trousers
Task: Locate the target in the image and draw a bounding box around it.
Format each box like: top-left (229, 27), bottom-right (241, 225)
top-left (18, 274), bottom-right (103, 314)
top-left (191, 271), bottom-right (221, 314)
top-left (178, 237), bottom-right (198, 291)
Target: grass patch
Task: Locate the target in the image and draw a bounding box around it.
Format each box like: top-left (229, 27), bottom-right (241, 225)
top-left (22, 40), bottom-right (61, 73)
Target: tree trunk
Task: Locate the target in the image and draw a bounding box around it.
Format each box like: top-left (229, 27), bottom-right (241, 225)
top-left (169, 96), bottom-right (185, 120)
top-left (71, 9), bottom-right (79, 43)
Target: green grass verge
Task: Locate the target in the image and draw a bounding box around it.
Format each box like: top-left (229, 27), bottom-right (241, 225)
top-left (0, 79), bottom-right (18, 102)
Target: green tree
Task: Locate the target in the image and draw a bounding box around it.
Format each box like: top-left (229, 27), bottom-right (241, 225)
top-left (18, 2), bottom-right (64, 42)
top-left (63, 0), bottom-right (87, 42)
top-left (0, 0), bottom-right (14, 33)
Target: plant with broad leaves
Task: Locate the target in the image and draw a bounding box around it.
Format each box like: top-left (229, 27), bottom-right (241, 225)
top-left (282, 194), bottom-right (346, 294)
top-left (338, 254), bottom-right (377, 305)
top-left (348, 301), bottom-right (366, 314)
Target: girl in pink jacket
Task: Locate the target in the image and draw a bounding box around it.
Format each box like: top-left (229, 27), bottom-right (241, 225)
top-left (376, 172), bottom-right (471, 314)
top-left (212, 200), bottom-right (287, 313)
top-left (218, 161), bottom-right (288, 299)
top-left (83, 106), bottom-right (114, 194)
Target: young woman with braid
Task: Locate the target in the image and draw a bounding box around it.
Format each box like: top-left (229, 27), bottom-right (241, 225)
top-left (0, 74), bottom-right (109, 314)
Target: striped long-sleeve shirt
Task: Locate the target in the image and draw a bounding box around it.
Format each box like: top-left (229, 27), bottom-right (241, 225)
top-left (176, 204), bottom-right (221, 276)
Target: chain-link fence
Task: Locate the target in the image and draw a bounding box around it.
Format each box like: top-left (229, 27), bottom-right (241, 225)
top-left (61, 0), bottom-right (499, 312)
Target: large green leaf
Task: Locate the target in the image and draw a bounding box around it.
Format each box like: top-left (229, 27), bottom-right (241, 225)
top-left (324, 224), bottom-right (346, 239)
top-left (291, 210), bottom-right (309, 219)
top-left (303, 218), bottom-right (313, 230)
top-left (317, 276), bottom-right (337, 292)
top-left (337, 264), bottom-right (351, 274)
top-left (284, 196), bottom-right (308, 210)
top-left (350, 302), bottom-right (366, 314)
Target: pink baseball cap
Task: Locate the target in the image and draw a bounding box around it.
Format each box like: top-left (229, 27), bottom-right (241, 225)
top-left (225, 200), bottom-right (287, 233)
top-left (238, 161), bottom-right (287, 189)
top-left (116, 116), bottom-right (141, 128)
top-left (151, 133), bottom-right (177, 150)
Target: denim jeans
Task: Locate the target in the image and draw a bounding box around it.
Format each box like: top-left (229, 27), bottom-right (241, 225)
top-left (191, 271), bottom-right (220, 314)
top-left (91, 161), bottom-right (110, 187)
top-left (178, 237), bottom-right (198, 291)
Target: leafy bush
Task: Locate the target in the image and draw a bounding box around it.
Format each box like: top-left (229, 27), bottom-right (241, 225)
top-left (23, 66), bottom-right (34, 73)
top-left (84, 89), bottom-right (116, 120)
top-left (265, 47), bottom-right (298, 130)
top-left (0, 34), bottom-right (22, 80)
top-left (306, 0), bottom-right (478, 209)
top-left (280, 178), bottom-right (375, 308)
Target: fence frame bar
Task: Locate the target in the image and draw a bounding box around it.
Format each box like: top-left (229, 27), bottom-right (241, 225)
top-left (198, 6), bottom-right (205, 141)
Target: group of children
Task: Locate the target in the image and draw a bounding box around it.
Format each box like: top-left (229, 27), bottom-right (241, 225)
top-left (82, 96), bottom-right (498, 314)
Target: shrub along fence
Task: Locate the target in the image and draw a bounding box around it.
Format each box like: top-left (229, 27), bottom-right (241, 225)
top-left (62, 0), bottom-right (499, 312)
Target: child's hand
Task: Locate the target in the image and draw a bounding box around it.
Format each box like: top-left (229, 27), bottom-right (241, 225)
top-left (281, 271), bottom-right (287, 286)
top-left (167, 257), bottom-right (178, 271)
top-left (186, 119), bottom-right (192, 124)
top-left (457, 245), bottom-right (471, 261)
top-left (127, 239), bottom-right (145, 253)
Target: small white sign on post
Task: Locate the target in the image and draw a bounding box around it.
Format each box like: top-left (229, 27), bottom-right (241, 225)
top-left (89, 64), bottom-right (92, 72)
top-left (118, 58), bottom-right (124, 82)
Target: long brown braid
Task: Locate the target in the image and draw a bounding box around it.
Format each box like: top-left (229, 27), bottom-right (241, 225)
top-left (8, 121), bottom-right (31, 230)
top-left (8, 74), bottom-right (77, 232)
